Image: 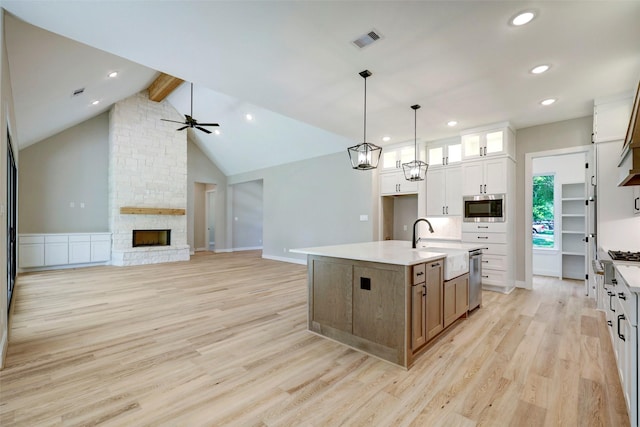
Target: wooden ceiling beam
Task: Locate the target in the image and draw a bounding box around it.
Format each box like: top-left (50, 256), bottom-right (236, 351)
top-left (148, 73), bottom-right (184, 102)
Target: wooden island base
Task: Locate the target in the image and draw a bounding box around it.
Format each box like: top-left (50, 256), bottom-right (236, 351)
top-left (307, 254), bottom-right (469, 368)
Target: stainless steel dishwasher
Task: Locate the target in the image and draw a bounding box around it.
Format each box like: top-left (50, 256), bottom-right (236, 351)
top-left (468, 249), bottom-right (482, 311)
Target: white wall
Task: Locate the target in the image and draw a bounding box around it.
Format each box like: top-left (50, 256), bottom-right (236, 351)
top-left (392, 195), bottom-right (417, 241)
top-left (228, 151), bottom-right (374, 263)
top-left (18, 112), bottom-right (109, 233)
top-left (532, 152), bottom-right (586, 277)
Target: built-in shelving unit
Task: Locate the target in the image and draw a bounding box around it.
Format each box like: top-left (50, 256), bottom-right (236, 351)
top-left (560, 183), bottom-right (586, 280)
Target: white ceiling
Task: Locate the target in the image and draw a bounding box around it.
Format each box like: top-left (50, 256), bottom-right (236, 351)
top-left (3, 1), bottom-right (640, 176)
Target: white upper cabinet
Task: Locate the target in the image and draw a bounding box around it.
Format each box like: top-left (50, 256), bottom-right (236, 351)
top-left (426, 137), bottom-right (462, 168)
top-left (461, 123), bottom-right (515, 160)
top-left (461, 158), bottom-right (508, 195)
top-left (381, 143), bottom-right (419, 173)
top-left (426, 166), bottom-right (462, 216)
top-left (593, 92), bottom-right (633, 143)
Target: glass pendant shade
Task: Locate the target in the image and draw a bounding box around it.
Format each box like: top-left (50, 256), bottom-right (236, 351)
top-left (402, 104), bottom-right (428, 181)
top-left (348, 69), bottom-right (382, 170)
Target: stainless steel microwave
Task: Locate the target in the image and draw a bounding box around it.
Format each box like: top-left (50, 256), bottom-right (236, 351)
top-left (463, 194), bottom-right (506, 222)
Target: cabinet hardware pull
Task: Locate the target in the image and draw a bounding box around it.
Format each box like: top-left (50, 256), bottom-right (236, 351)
top-left (431, 263), bottom-right (440, 267)
top-left (477, 236), bottom-right (489, 239)
top-left (617, 292), bottom-right (626, 300)
top-left (484, 184), bottom-right (487, 193)
top-left (479, 147), bottom-right (482, 157)
top-left (446, 206), bottom-right (449, 214)
top-left (478, 226), bottom-right (488, 229)
top-left (480, 184), bottom-right (483, 193)
top-left (607, 320), bottom-right (612, 327)
top-left (617, 314), bottom-right (625, 341)
top-left (482, 260), bottom-right (489, 263)
top-left (482, 275), bottom-right (489, 278)
top-left (423, 284), bottom-right (426, 296)
top-left (416, 272), bottom-right (424, 276)
top-left (635, 197), bottom-right (639, 211)
top-left (443, 206), bottom-right (445, 215)
top-left (442, 157), bottom-right (445, 165)
top-left (609, 292), bottom-right (615, 312)
top-left (446, 156), bottom-right (449, 165)
top-left (611, 278), bottom-right (617, 285)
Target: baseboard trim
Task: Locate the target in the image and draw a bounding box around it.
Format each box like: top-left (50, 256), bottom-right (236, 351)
top-left (262, 254), bottom-right (307, 265)
top-left (233, 246), bottom-right (263, 252)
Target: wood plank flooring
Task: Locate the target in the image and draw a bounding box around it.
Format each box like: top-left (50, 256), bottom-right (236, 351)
top-left (0, 251), bottom-right (629, 426)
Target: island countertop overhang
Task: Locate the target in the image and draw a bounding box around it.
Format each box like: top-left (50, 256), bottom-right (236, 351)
top-left (291, 240), bottom-right (484, 266)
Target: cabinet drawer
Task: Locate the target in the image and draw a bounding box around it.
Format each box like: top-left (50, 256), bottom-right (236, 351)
top-left (462, 222), bottom-right (507, 233)
top-left (19, 235), bottom-right (44, 244)
top-left (413, 263), bottom-right (426, 284)
top-left (45, 235), bottom-right (68, 243)
top-left (615, 270), bottom-right (637, 325)
top-left (481, 269), bottom-right (508, 286)
top-left (481, 254), bottom-right (506, 271)
top-left (462, 232), bottom-right (506, 244)
top-left (69, 234), bottom-right (91, 243)
top-left (476, 243), bottom-right (507, 256)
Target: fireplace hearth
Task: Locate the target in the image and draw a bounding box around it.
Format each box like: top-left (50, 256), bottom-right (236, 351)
top-left (132, 229), bottom-right (171, 248)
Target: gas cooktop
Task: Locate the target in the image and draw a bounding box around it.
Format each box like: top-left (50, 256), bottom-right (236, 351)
top-left (608, 250), bottom-right (640, 262)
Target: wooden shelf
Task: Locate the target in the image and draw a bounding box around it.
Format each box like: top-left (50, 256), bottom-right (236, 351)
top-left (120, 207), bottom-right (185, 215)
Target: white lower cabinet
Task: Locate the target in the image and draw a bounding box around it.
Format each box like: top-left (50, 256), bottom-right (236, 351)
top-left (19, 233), bottom-right (111, 269)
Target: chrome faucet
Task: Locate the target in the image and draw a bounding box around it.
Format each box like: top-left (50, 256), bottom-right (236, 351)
top-left (412, 217), bottom-right (434, 248)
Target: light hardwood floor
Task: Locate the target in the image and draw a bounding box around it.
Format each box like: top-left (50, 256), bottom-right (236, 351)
top-left (0, 251), bottom-right (629, 426)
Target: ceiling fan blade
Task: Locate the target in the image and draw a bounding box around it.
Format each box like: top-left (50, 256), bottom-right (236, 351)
top-left (177, 126), bottom-right (189, 131)
top-left (197, 123), bottom-right (220, 127)
top-left (161, 119), bottom-right (186, 124)
top-left (196, 126), bottom-right (212, 134)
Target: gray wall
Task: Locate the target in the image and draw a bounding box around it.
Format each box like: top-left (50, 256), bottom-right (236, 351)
top-left (187, 139), bottom-right (227, 252)
top-left (515, 116), bottom-right (593, 282)
top-left (228, 151), bottom-right (374, 262)
top-left (18, 112), bottom-right (109, 233)
top-left (232, 180), bottom-right (263, 249)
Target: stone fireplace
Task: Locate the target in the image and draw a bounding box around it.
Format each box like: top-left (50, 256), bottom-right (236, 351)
top-left (108, 91), bottom-right (190, 266)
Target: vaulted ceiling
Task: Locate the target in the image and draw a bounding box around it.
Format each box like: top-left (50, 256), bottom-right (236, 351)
top-left (3, 1), bottom-right (640, 176)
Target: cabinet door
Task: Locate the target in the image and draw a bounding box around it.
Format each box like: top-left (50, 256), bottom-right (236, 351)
top-left (445, 167), bottom-right (462, 215)
top-left (69, 241), bottom-right (91, 264)
top-left (381, 150), bottom-right (400, 171)
top-left (484, 130), bottom-right (504, 156)
top-left (398, 179), bottom-right (419, 195)
top-left (426, 260), bottom-right (444, 340)
top-left (455, 275), bottom-right (469, 316)
top-left (380, 173), bottom-right (399, 195)
top-left (45, 241), bottom-right (69, 266)
top-left (447, 142), bottom-right (462, 165)
top-left (443, 279), bottom-right (457, 328)
top-left (427, 145), bottom-right (445, 168)
top-left (426, 169), bottom-right (446, 216)
top-left (19, 244), bottom-right (44, 268)
top-left (484, 158), bottom-right (507, 194)
top-left (91, 240), bottom-right (111, 262)
top-left (462, 134), bottom-right (482, 160)
top-left (461, 161), bottom-right (484, 195)
top-left (411, 283), bottom-right (427, 350)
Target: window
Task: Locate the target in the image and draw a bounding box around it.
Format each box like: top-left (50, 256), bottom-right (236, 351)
top-left (532, 174), bottom-right (555, 248)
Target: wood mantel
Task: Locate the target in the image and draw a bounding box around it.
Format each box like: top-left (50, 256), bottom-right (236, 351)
top-left (120, 207), bottom-right (186, 215)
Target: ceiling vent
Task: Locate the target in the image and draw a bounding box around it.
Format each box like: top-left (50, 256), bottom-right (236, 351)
top-left (352, 30), bottom-right (382, 49)
top-left (72, 87), bottom-right (85, 97)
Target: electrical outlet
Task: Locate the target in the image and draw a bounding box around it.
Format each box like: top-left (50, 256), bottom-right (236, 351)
top-left (70, 202), bottom-right (75, 208)
top-left (403, 225), bottom-right (408, 231)
top-left (359, 214), bottom-right (369, 221)
top-left (283, 247), bottom-right (287, 253)
top-left (80, 202), bottom-right (85, 208)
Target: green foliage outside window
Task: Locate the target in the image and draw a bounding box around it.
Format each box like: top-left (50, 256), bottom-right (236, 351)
top-left (532, 175), bottom-right (555, 248)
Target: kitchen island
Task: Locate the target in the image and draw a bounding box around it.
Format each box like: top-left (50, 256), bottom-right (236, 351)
top-left (292, 240), bottom-right (483, 368)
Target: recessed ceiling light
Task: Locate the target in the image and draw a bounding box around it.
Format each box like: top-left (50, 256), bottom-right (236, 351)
top-left (108, 71), bottom-right (118, 78)
top-left (382, 136), bottom-right (391, 142)
top-left (447, 120), bottom-right (458, 127)
top-left (91, 100), bottom-right (100, 105)
top-left (530, 64), bottom-right (550, 74)
top-left (214, 129), bottom-right (221, 135)
top-left (540, 98), bottom-right (556, 106)
top-left (511, 11), bottom-right (535, 26)
top-left (245, 114), bottom-right (253, 121)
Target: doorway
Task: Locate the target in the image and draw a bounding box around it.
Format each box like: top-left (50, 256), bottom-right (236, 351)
top-left (7, 132), bottom-right (17, 312)
top-left (525, 146), bottom-right (593, 294)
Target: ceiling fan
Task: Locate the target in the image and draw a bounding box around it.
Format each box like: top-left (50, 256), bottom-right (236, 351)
top-left (161, 82), bottom-right (219, 134)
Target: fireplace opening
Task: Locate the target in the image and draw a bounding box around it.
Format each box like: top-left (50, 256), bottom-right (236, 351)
top-left (132, 229), bottom-right (171, 247)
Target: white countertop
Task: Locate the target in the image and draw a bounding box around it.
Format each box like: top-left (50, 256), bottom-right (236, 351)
top-left (291, 240), bottom-right (484, 267)
top-left (614, 263), bottom-right (640, 292)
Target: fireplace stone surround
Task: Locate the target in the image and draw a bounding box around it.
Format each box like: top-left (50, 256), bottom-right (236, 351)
top-left (108, 91), bottom-right (190, 266)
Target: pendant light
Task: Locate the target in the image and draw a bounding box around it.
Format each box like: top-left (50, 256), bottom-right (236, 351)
top-left (348, 70), bottom-right (382, 170)
top-left (402, 104), bottom-right (428, 181)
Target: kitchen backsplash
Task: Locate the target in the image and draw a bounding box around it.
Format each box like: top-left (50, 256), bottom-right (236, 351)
top-left (423, 216), bottom-right (463, 240)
